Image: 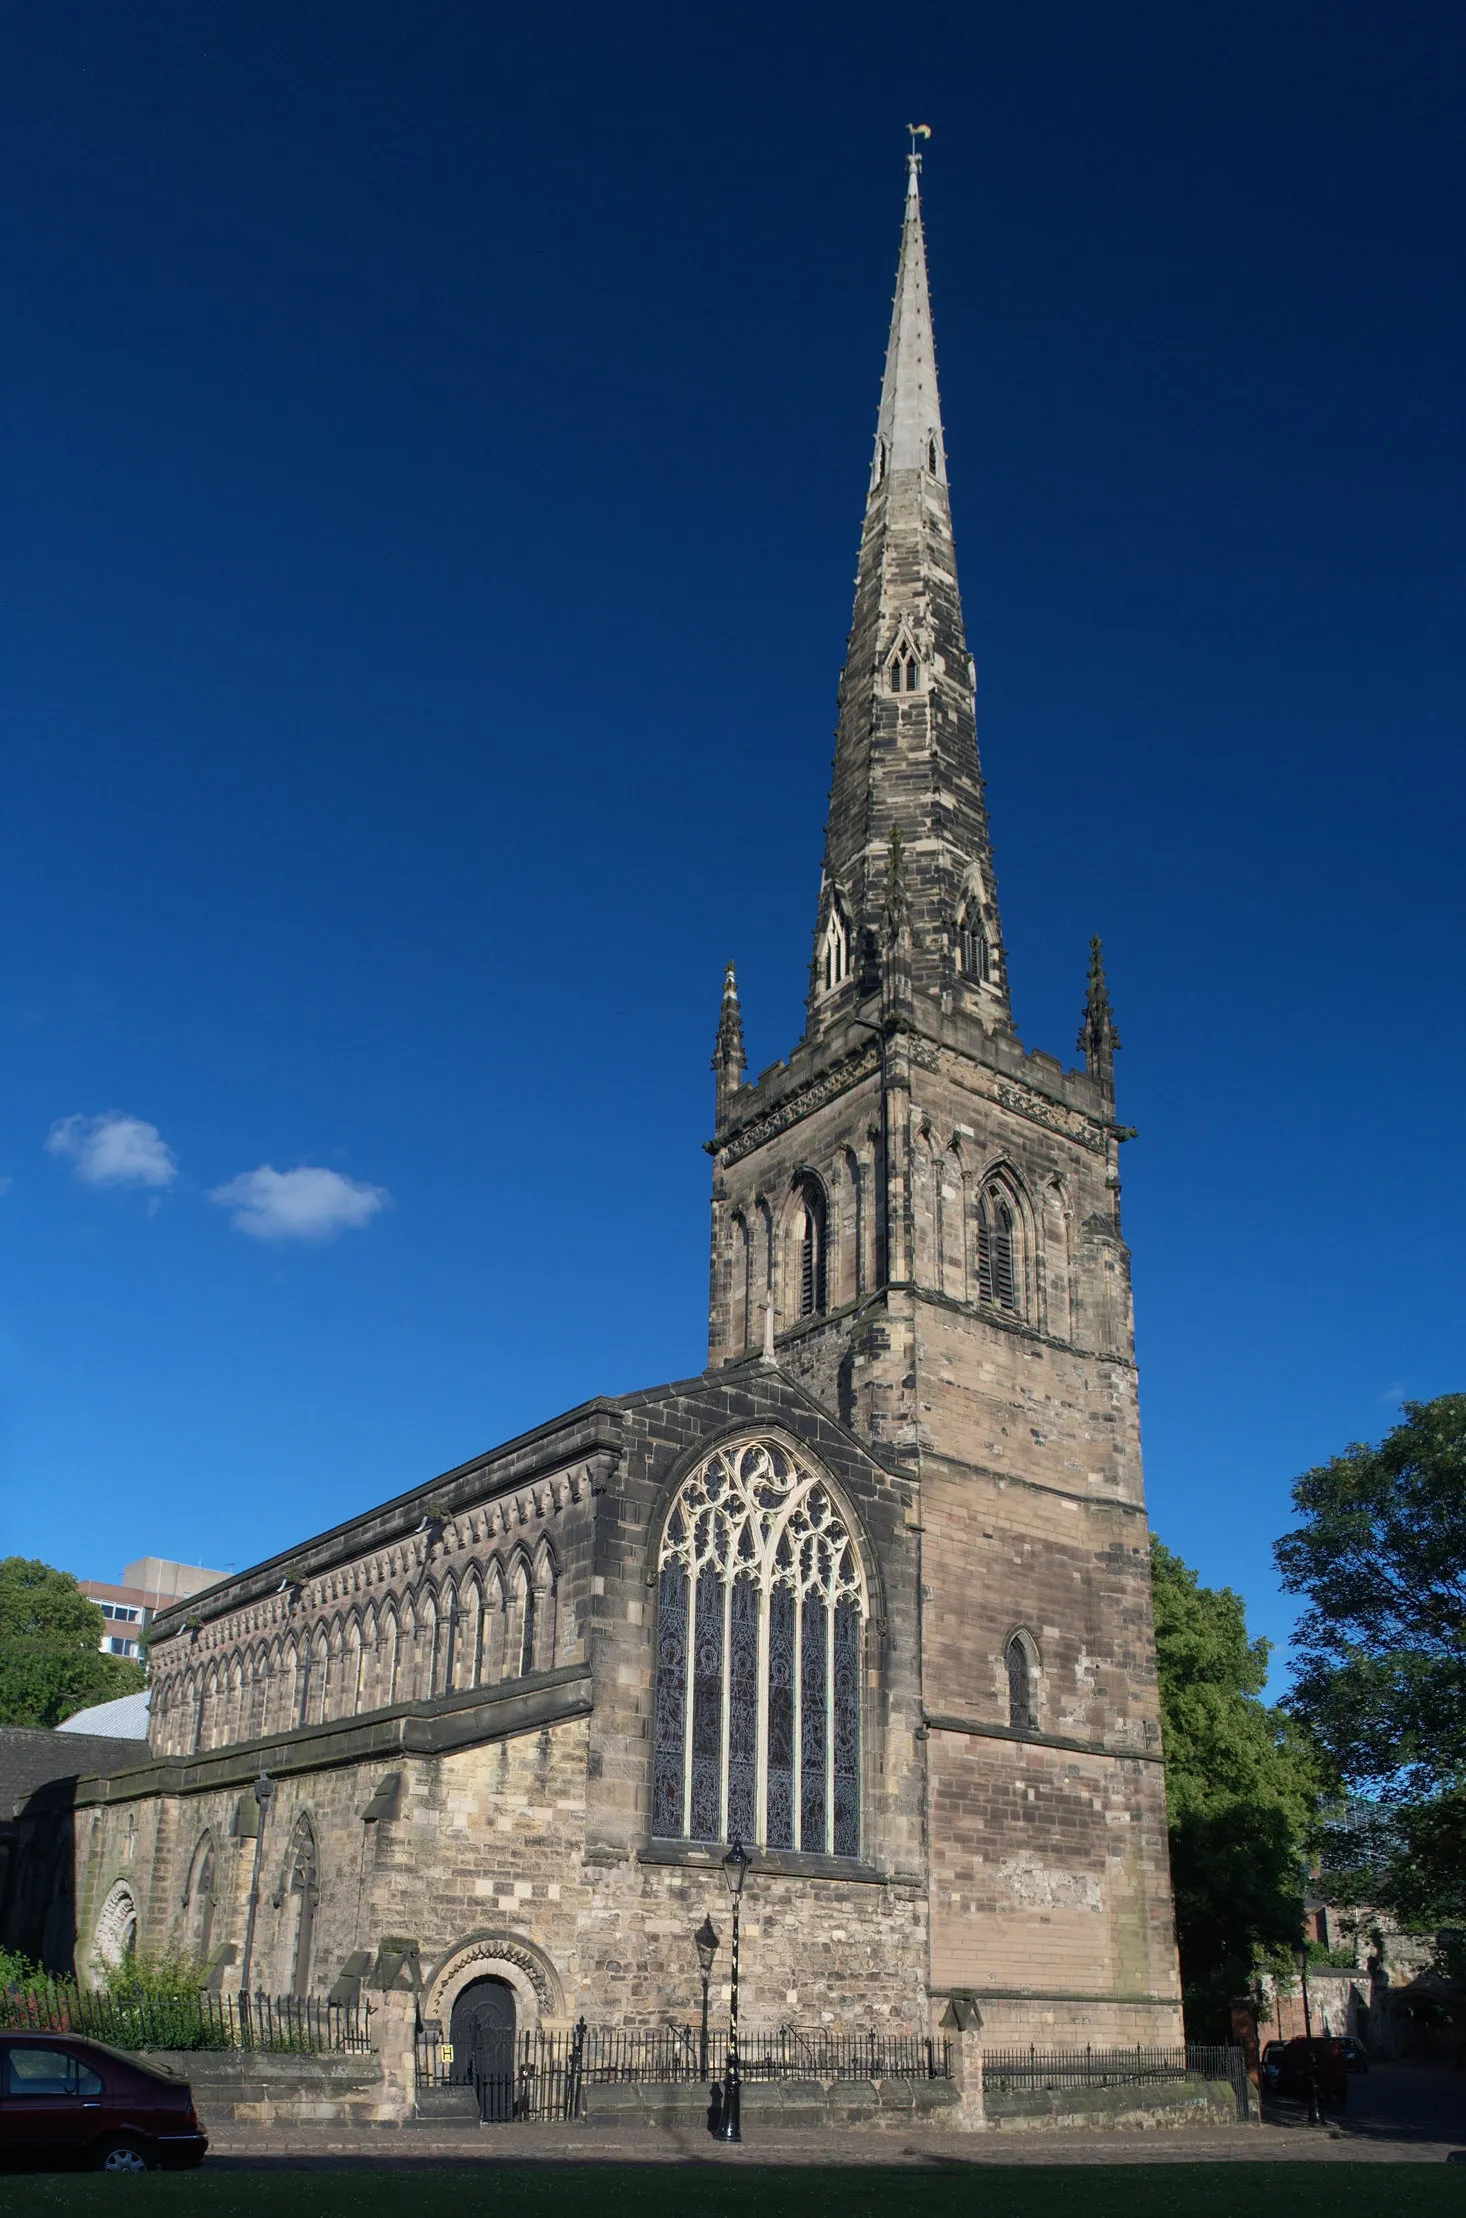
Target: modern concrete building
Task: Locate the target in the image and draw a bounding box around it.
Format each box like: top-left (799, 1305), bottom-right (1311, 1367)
top-left (79, 1560), bottom-right (227, 1662)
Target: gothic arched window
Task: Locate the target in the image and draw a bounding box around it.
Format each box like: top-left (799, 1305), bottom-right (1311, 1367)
top-left (820, 902), bottom-right (851, 993)
top-left (927, 434), bottom-right (939, 474)
top-left (792, 1175), bottom-right (827, 1319)
top-left (888, 637), bottom-right (919, 692)
top-left (652, 1436), bottom-right (865, 1857)
top-left (976, 1173), bottom-right (1025, 1317)
top-left (958, 903), bottom-right (991, 983)
top-left (1006, 1631), bottom-right (1038, 1730)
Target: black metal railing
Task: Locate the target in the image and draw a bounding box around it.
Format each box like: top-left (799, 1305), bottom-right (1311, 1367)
top-left (982, 2043), bottom-right (1251, 2120)
top-left (581, 2025), bottom-right (949, 2084)
top-left (417, 2020), bottom-right (950, 2122)
top-left (0, 1983), bottom-right (372, 2055)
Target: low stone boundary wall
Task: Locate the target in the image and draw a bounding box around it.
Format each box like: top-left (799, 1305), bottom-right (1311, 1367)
top-left (138, 2050), bottom-right (390, 2129)
top-left (578, 2078), bottom-right (962, 2131)
top-left (985, 2075), bottom-right (1240, 2132)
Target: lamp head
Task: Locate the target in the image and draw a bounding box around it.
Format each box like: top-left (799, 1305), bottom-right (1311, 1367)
top-left (722, 1837), bottom-right (749, 1899)
top-left (694, 1915), bottom-right (720, 1972)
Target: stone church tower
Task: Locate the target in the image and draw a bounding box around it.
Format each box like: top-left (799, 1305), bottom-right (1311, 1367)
top-left (708, 154), bottom-right (1176, 2026)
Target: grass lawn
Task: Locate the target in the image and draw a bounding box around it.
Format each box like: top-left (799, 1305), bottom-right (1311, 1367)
top-left (3, 2167), bottom-right (1464, 2218)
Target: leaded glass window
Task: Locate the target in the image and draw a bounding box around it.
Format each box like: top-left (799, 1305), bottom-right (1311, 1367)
top-left (651, 1436), bottom-right (866, 1857)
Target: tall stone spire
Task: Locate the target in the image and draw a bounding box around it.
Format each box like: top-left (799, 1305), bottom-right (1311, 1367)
top-left (809, 149), bottom-right (1009, 1039)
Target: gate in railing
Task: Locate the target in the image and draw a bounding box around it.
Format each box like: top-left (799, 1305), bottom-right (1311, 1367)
top-left (416, 2021), bottom-right (586, 2123)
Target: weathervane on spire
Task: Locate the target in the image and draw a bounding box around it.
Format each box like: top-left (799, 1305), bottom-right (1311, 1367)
top-left (907, 121), bottom-right (932, 177)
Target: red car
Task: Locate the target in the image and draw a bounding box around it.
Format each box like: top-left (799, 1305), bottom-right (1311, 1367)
top-left (0, 2032), bottom-right (208, 2172)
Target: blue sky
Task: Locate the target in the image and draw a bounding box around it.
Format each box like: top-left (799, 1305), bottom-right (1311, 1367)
top-left (1, 3), bottom-right (1461, 1684)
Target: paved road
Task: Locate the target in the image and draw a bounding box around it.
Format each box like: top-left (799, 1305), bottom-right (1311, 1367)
top-left (1266, 2059), bottom-right (1466, 2148)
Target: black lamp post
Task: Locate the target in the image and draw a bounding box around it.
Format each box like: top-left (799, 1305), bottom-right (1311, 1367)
top-left (694, 1915), bottom-right (720, 2084)
top-left (719, 1838), bottom-right (749, 2143)
top-left (1299, 1944), bottom-right (1321, 2124)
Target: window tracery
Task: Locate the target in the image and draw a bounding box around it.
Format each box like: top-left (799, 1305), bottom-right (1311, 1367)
top-left (652, 1436), bottom-right (865, 1857)
top-left (887, 635), bottom-right (920, 692)
top-left (820, 902), bottom-right (852, 993)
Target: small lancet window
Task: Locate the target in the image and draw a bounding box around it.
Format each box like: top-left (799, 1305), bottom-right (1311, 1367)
top-left (1006, 1633), bottom-right (1037, 1730)
top-left (874, 438), bottom-right (888, 485)
top-left (887, 637), bottom-right (920, 693)
top-left (958, 904), bottom-right (991, 983)
top-left (821, 903), bottom-right (851, 993)
top-left (927, 435), bottom-right (939, 474)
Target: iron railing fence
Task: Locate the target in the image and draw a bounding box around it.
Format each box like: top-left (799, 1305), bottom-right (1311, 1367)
top-left (581, 2025), bottom-right (950, 2084)
top-left (0, 1983), bottom-right (372, 2055)
top-left (982, 2043), bottom-right (1252, 2121)
top-left (417, 2019), bottom-right (951, 2122)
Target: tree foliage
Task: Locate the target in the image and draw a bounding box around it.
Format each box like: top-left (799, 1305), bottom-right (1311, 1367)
top-left (0, 1557), bottom-right (147, 1728)
top-left (1278, 1396), bottom-right (1466, 1935)
top-left (1151, 1538), bottom-right (1324, 2037)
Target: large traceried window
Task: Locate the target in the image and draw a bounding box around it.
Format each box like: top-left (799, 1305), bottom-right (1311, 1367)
top-left (652, 1437), bottom-right (865, 1859)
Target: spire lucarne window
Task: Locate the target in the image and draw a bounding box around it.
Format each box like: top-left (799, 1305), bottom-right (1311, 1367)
top-left (652, 1437), bottom-right (865, 1856)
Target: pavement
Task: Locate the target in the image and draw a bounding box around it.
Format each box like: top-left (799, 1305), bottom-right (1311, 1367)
top-left (201, 2063), bottom-right (1466, 2167)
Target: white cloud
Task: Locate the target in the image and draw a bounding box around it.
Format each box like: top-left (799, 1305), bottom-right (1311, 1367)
top-left (209, 1164), bottom-right (391, 1243)
top-left (46, 1113), bottom-right (178, 1191)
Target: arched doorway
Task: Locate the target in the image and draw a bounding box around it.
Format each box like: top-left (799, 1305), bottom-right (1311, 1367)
top-left (449, 1975), bottom-right (518, 2122)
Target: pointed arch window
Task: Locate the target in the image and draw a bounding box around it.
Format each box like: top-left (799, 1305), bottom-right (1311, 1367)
top-left (792, 1174), bottom-right (827, 1319)
top-left (927, 435), bottom-right (939, 474)
top-left (1006, 1631), bottom-right (1038, 1730)
top-left (652, 1436), bottom-right (866, 1857)
top-left (976, 1174), bottom-right (1025, 1318)
top-left (958, 903), bottom-right (991, 983)
top-left (820, 901), bottom-right (852, 994)
top-left (284, 1815), bottom-right (318, 1998)
top-left (887, 636), bottom-right (920, 693)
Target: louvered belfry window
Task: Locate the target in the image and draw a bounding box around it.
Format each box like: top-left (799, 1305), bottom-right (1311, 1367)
top-left (652, 1437), bottom-right (865, 1858)
top-left (888, 638), bottom-right (919, 692)
top-left (976, 1183), bottom-right (1021, 1316)
top-left (795, 1177), bottom-right (826, 1318)
top-left (959, 905), bottom-right (991, 982)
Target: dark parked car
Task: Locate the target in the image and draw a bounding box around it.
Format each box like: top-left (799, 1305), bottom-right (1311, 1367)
top-left (1336, 2035), bottom-right (1370, 2071)
top-left (0, 2033), bottom-right (208, 2172)
top-left (1273, 2036), bottom-right (1349, 2108)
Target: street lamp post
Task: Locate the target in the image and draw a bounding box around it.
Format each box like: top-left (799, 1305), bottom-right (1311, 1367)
top-left (719, 1839), bottom-right (749, 2143)
top-left (237, 1773), bottom-right (276, 2002)
top-left (1299, 1944), bottom-right (1321, 2125)
top-left (693, 1915), bottom-right (720, 2084)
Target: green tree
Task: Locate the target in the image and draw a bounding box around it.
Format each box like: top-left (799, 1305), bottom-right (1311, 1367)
top-left (1151, 1538), bottom-right (1324, 2038)
top-left (0, 1557), bottom-right (147, 1728)
top-left (1276, 1394), bottom-right (1466, 1934)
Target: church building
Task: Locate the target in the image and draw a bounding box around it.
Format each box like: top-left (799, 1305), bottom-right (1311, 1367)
top-left (74, 153), bottom-right (1183, 2054)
